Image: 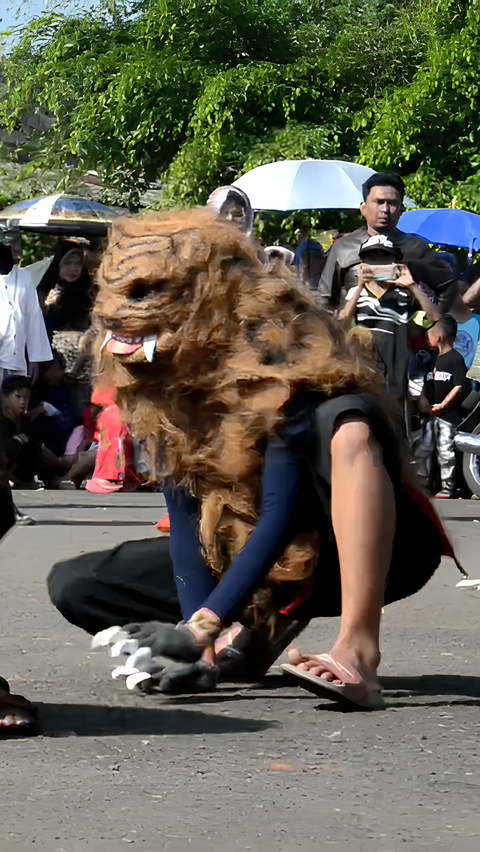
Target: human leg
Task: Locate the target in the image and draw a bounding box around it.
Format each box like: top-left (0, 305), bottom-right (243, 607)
top-left (287, 417), bottom-right (396, 705)
top-left (434, 417), bottom-right (457, 495)
top-left (0, 484), bottom-right (16, 540)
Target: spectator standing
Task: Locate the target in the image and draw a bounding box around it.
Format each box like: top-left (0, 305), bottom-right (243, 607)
top-left (0, 227), bottom-right (52, 383)
top-left (420, 315), bottom-right (470, 498)
top-left (318, 173), bottom-right (457, 314)
top-left (295, 239), bottom-right (326, 290)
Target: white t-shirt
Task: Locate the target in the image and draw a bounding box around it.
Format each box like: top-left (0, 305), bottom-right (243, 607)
top-left (0, 265), bottom-right (52, 373)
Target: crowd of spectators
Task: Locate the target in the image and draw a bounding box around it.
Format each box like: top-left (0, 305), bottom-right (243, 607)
top-left (2, 175), bottom-right (480, 543)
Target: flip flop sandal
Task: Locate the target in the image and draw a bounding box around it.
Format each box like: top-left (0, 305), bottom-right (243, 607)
top-left (281, 656), bottom-right (385, 710)
top-left (0, 678), bottom-right (38, 737)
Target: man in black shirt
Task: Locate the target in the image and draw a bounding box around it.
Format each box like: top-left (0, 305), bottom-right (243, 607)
top-left (421, 315), bottom-right (470, 497)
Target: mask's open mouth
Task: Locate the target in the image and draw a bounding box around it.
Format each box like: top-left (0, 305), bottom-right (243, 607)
top-left (102, 332), bottom-right (157, 362)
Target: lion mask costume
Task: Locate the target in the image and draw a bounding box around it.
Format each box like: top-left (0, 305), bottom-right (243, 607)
top-left (93, 208), bottom-right (379, 584)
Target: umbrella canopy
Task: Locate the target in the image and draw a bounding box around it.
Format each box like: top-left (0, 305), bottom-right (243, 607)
top-left (232, 159), bottom-right (414, 211)
top-left (398, 208), bottom-right (480, 252)
top-left (0, 196), bottom-right (44, 227)
top-left (0, 193), bottom-right (126, 236)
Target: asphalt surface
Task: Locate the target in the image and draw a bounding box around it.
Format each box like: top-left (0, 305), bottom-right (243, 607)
top-left (1, 490), bottom-right (480, 851)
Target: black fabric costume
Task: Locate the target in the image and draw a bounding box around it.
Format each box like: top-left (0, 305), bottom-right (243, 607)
top-left (48, 394), bottom-right (442, 635)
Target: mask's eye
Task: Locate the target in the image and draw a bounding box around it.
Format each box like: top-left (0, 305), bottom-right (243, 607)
top-left (130, 283), bottom-right (148, 301)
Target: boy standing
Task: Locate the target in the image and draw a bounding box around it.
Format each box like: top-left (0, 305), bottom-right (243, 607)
top-left (422, 315), bottom-right (470, 498)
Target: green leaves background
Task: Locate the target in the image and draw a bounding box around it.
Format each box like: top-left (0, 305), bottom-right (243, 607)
top-left (1, 0), bottom-right (480, 214)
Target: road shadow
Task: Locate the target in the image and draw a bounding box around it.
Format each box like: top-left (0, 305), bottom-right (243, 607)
top-left (379, 674), bottom-right (480, 697)
top-left (33, 702), bottom-right (278, 737)
top-left (163, 673), bottom-right (480, 703)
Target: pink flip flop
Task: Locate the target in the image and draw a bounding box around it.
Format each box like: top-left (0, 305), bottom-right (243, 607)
top-left (281, 653), bottom-right (385, 710)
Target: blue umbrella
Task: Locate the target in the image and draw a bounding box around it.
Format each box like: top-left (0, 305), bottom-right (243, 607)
top-left (398, 208), bottom-right (480, 252)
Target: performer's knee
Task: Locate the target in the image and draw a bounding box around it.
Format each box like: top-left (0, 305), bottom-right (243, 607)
top-left (47, 563), bottom-right (90, 622)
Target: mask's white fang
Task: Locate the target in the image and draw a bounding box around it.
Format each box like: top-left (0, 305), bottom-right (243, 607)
top-left (101, 331), bottom-right (113, 351)
top-left (143, 334), bottom-right (157, 362)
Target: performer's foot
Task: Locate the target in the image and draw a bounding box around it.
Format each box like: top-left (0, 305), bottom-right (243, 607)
top-left (287, 640), bottom-right (380, 689)
top-left (285, 641), bottom-right (383, 709)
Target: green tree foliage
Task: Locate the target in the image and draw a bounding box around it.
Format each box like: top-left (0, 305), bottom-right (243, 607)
top-left (357, 0), bottom-right (480, 211)
top-left (1, 0), bottom-right (480, 214)
top-left (0, 0), bottom-right (430, 209)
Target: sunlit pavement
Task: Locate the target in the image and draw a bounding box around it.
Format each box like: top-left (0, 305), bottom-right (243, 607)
top-left (1, 491), bottom-right (479, 851)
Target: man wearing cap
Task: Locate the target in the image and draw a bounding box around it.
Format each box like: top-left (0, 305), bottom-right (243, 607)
top-left (318, 172), bottom-right (457, 312)
top-left (0, 226), bottom-right (52, 384)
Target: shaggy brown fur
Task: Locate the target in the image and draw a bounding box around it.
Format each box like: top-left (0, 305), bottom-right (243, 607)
top-left (93, 208), bottom-right (380, 576)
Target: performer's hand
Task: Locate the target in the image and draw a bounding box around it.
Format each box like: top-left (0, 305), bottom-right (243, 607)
top-left (124, 621), bottom-right (203, 663)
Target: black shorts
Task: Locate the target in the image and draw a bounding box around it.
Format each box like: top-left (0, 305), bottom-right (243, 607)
top-left (296, 393), bottom-right (442, 619)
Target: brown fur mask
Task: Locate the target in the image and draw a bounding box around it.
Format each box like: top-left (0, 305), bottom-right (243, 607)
top-left (93, 208), bottom-right (379, 574)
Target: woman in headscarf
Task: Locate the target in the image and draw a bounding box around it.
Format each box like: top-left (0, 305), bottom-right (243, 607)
top-left (38, 240), bottom-right (94, 337)
top-left (206, 185), bottom-right (254, 236)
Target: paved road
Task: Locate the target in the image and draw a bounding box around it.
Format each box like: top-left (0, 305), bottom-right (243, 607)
top-left (1, 491), bottom-right (479, 851)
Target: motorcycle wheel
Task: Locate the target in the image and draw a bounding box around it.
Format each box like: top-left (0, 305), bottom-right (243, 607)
top-left (462, 424), bottom-right (480, 497)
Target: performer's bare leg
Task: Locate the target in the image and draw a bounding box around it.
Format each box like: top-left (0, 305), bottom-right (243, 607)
top-left (289, 417), bottom-right (396, 691)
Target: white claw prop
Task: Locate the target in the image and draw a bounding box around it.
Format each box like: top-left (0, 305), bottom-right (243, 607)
top-left (128, 647), bottom-right (153, 669)
top-left (100, 331), bottom-right (113, 351)
top-left (110, 638), bottom-right (139, 658)
top-left (91, 625), bottom-right (129, 649)
top-left (126, 672), bottom-right (153, 690)
top-left (112, 665), bottom-right (138, 680)
top-left (143, 334), bottom-right (157, 362)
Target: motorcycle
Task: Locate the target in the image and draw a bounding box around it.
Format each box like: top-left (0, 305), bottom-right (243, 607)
top-left (454, 391), bottom-right (480, 497)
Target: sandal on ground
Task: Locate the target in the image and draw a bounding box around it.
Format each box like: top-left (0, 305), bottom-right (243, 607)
top-left (0, 677), bottom-right (38, 735)
top-left (281, 654), bottom-right (385, 710)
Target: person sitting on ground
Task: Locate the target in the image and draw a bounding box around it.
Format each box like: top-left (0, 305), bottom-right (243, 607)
top-left (28, 353), bottom-right (77, 458)
top-left (84, 386), bottom-right (141, 494)
top-left (1, 374), bottom-right (64, 491)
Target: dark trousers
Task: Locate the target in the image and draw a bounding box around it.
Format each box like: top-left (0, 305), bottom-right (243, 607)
top-left (47, 537), bottom-right (182, 635)
top-left (0, 484), bottom-right (15, 540)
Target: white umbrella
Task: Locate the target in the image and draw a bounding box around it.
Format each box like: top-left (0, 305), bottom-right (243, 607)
top-left (233, 160), bottom-right (413, 211)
